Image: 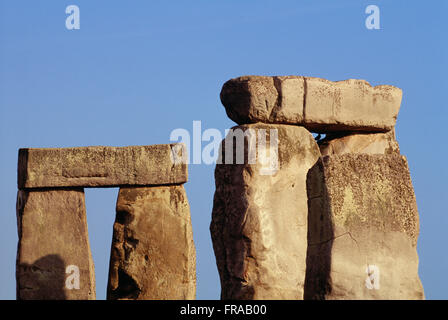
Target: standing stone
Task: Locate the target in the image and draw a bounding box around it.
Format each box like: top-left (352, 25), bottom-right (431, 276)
top-left (16, 189), bottom-right (96, 300)
top-left (210, 123), bottom-right (320, 299)
top-left (107, 185), bottom-right (196, 300)
top-left (305, 154), bottom-right (424, 300)
top-left (319, 130), bottom-right (400, 156)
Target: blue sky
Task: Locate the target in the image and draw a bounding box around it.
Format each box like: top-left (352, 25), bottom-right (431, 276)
top-left (0, 0), bottom-right (446, 299)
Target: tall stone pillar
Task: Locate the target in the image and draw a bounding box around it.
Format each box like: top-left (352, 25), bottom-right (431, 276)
top-left (107, 185), bottom-right (196, 300)
top-left (210, 123), bottom-right (320, 299)
top-left (16, 188), bottom-right (96, 300)
top-left (305, 153), bottom-right (424, 299)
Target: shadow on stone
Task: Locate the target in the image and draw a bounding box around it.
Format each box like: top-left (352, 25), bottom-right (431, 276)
top-left (304, 158), bottom-right (334, 300)
top-left (17, 254), bottom-right (67, 300)
top-left (107, 269), bottom-right (141, 300)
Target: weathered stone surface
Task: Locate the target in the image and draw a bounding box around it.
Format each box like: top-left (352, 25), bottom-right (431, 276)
top-left (220, 76), bottom-right (305, 125)
top-left (305, 154), bottom-right (424, 300)
top-left (210, 123), bottom-right (320, 299)
top-left (16, 189), bottom-right (95, 300)
top-left (107, 185), bottom-right (196, 300)
top-left (220, 76), bottom-right (402, 133)
top-left (18, 144), bottom-right (187, 189)
top-left (319, 130), bottom-right (400, 156)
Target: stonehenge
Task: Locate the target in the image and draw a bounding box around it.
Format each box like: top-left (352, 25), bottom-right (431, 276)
top-left (15, 74), bottom-right (424, 300)
top-left (15, 144), bottom-right (196, 300)
top-left (211, 75), bottom-right (424, 299)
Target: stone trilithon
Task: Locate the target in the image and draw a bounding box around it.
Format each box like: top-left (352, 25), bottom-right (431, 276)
top-left (211, 75), bottom-right (424, 300)
top-left (16, 144), bottom-right (196, 300)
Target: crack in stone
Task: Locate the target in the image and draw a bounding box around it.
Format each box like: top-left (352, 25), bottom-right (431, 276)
top-left (309, 231), bottom-right (359, 247)
top-left (303, 77), bottom-right (308, 121)
top-left (270, 76), bottom-right (283, 121)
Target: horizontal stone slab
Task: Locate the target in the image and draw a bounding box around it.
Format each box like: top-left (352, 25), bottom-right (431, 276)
top-left (220, 76), bottom-right (402, 133)
top-left (18, 144), bottom-right (188, 189)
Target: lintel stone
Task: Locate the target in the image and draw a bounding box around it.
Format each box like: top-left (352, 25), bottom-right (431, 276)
top-left (18, 144), bottom-right (187, 189)
top-left (220, 76), bottom-right (402, 133)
